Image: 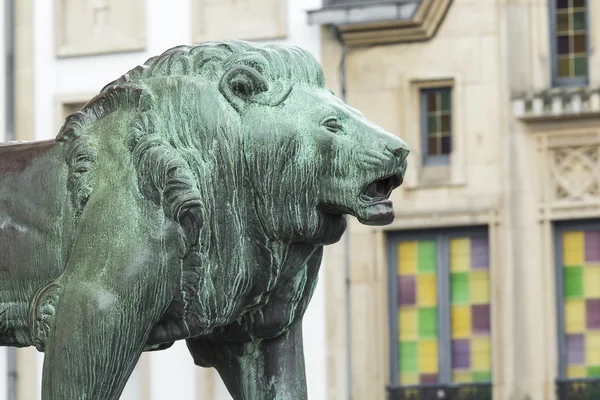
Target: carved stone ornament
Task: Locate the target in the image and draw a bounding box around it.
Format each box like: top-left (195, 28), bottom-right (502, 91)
top-left (550, 145), bottom-right (600, 202)
top-left (0, 41), bottom-right (408, 399)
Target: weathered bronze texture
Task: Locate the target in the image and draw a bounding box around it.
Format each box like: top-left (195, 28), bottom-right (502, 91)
top-left (0, 41), bottom-right (408, 399)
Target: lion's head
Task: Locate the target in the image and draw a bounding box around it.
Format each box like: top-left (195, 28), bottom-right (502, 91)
top-left (58, 41), bottom-right (408, 249)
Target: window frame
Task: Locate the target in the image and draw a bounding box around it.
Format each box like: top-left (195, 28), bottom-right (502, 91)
top-left (387, 226), bottom-right (490, 387)
top-left (420, 87), bottom-right (452, 167)
top-left (549, 0), bottom-right (590, 88)
top-left (554, 218), bottom-right (600, 379)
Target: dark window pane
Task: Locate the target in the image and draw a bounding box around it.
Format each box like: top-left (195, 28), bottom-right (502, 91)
top-left (557, 0), bottom-right (569, 8)
top-left (573, 0), bottom-right (585, 8)
top-left (441, 136), bottom-right (451, 155)
top-left (427, 93), bottom-right (437, 111)
top-left (574, 56), bottom-right (588, 76)
top-left (427, 116), bottom-right (438, 135)
top-left (441, 114), bottom-right (451, 132)
top-left (574, 11), bottom-right (587, 30)
top-left (574, 33), bottom-right (587, 53)
top-left (428, 137), bottom-right (439, 156)
top-left (557, 12), bottom-right (570, 33)
top-left (557, 35), bottom-right (570, 55)
top-left (558, 57), bottom-right (571, 77)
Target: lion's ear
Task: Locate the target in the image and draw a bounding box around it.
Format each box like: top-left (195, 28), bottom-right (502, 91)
top-left (219, 65), bottom-right (268, 113)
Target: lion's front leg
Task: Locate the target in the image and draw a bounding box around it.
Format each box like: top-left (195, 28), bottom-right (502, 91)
top-left (42, 280), bottom-right (164, 400)
top-left (190, 320), bottom-right (308, 400)
top-left (40, 185), bottom-right (181, 399)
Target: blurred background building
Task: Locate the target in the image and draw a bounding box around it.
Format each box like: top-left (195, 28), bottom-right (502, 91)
top-left (1, 0), bottom-right (600, 400)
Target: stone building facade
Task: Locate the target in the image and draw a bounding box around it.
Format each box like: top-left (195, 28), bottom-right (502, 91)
top-left (308, 0), bottom-right (600, 399)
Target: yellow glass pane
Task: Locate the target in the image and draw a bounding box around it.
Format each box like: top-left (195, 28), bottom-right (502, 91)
top-left (398, 241), bottom-right (417, 275)
top-left (567, 366), bottom-right (587, 378)
top-left (470, 270), bottom-right (490, 304)
top-left (453, 371), bottom-right (473, 383)
top-left (564, 232), bottom-right (584, 265)
top-left (399, 308), bottom-right (417, 341)
top-left (450, 238), bottom-right (470, 271)
top-left (586, 332), bottom-right (600, 365)
top-left (584, 267), bottom-right (600, 298)
top-left (451, 306), bottom-right (472, 339)
top-left (399, 373), bottom-right (419, 385)
top-left (565, 299), bottom-right (586, 333)
top-left (417, 273), bottom-right (437, 307)
top-left (419, 340), bottom-right (439, 374)
top-left (471, 337), bottom-right (491, 370)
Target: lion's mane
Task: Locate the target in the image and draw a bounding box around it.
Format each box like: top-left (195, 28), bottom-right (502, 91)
top-left (56, 40), bottom-right (325, 223)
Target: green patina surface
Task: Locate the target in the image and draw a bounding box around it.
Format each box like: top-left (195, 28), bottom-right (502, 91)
top-left (0, 41), bottom-right (408, 399)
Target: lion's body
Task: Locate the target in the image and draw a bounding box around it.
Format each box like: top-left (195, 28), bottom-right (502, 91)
top-left (0, 41), bottom-right (408, 399)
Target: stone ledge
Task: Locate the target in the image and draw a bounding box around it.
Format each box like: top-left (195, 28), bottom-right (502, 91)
top-left (308, 0), bottom-right (452, 46)
top-left (513, 87), bottom-right (600, 123)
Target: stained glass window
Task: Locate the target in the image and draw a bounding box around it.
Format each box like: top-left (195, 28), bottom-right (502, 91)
top-left (450, 237), bottom-right (492, 383)
top-left (393, 231), bottom-right (492, 386)
top-left (421, 88), bottom-right (452, 163)
top-left (553, 0), bottom-right (588, 82)
top-left (397, 239), bottom-right (439, 384)
top-left (560, 228), bottom-right (600, 378)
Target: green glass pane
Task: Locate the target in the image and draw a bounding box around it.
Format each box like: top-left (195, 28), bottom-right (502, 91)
top-left (451, 272), bottom-right (470, 304)
top-left (588, 366), bottom-right (600, 377)
top-left (574, 56), bottom-right (588, 77)
top-left (441, 114), bottom-right (451, 132)
top-left (418, 307), bottom-right (438, 338)
top-left (399, 341), bottom-right (418, 372)
top-left (418, 241), bottom-right (436, 273)
top-left (427, 116), bottom-right (438, 134)
top-left (557, 56), bottom-right (571, 77)
top-left (564, 266), bottom-right (583, 298)
top-left (557, 11), bottom-right (570, 33)
top-left (473, 371), bottom-right (492, 382)
top-left (573, 11), bottom-right (587, 31)
top-left (440, 91), bottom-right (451, 111)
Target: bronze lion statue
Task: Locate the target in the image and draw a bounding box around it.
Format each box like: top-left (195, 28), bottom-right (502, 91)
top-left (0, 41), bottom-right (409, 399)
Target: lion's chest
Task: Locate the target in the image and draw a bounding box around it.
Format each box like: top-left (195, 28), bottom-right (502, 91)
top-left (182, 244), bottom-right (321, 341)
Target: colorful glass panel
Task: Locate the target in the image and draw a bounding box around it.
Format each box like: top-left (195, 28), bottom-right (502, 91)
top-left (450, 236), bottom-right (492, 383)
top-left (423, 88), bottom-right (452, 157)
top-left (563, 230), bottom-right (600, 378)
top-left (555, 0), bottom-right (588, 79)
top-left (397, 239), bottom-right (439, 384)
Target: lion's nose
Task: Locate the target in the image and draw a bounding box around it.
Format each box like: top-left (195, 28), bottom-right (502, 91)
top-left (390, 146), bottom-right (409, 163)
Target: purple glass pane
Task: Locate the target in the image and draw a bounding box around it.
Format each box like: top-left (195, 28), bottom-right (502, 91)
top-left (472, 304), bottom-right (491, 335)
top-left (566, 334), bottom-right (585, 365)
top-left (557, 36), bottom-right (570, 55)
top-left (586, 299), bottom-right (600, 329)
top-left (452, 339), bottom-right (470, 369)
top-left (585, 231), bottom-right (600, 262)
top-left (556, 0), bottom-right (569, 8)
top-left (398, 276), bottom-right (416, 306)
top-left (471, 237), bottom-right (489, 269)
top-left (441, 136), bottom-right (451, 155)
top-left (420, 374), bottom-right (438, 384)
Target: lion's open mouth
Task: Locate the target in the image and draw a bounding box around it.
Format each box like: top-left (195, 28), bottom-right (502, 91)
top-left (357, 173), bottom-right (404, 225)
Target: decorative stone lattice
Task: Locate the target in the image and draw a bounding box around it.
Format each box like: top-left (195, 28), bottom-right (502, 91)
top-left (550, 145), bottom-right (600, 202)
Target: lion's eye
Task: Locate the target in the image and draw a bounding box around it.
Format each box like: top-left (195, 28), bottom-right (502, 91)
top-left (322, 118), bottom-right (343, 134)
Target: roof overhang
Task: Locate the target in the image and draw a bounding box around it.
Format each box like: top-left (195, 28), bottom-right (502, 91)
top-left (307, 0), bottom-right (452, 46)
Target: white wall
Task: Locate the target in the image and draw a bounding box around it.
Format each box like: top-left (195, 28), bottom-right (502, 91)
top-left (31, 0), bottom-right (326, 399)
